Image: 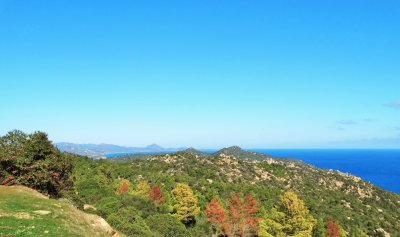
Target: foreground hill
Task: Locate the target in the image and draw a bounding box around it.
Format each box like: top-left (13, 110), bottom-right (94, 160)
top-left (0, 186), bottom-right (118, 237)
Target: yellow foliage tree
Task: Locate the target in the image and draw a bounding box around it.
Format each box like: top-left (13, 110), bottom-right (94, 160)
top-left (133, 180), bottom-right (151, 196)
top-left (171, 183), bottom-right (200, 224)
top-left (259, 191), bottom-right (316, 237)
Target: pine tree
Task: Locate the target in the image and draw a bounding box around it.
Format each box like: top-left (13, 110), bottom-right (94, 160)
top-left (204, 198), bottom-right (227, 236)
top-left (227, 193), bottom-right (243, 236)
top-left (259, 191), bottom-right (316, 237)
top-left (312, 219), bottom-right (326, 237)
top-left (326, 219), bottom-right (340, 237)
top-left (225, 193), bottom-right (260, 237)
top-left (243, 194), bottom-right (260, 235)
top-left (149, 185), bottom-right (164, 204)
top-left (171, 183), bottom-right (200, 225)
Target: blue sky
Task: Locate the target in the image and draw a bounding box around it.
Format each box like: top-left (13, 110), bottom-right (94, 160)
top-left (1, 0), bottom-right (399, 148)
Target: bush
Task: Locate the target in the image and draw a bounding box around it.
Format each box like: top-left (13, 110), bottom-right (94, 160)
top-left (120, 194), bottom-right (161, 218)
top-left (146, 214), bottom-right (188, 237)
top-left (95, 197), bottom-right (121, 217)
top-left (107, 207), bottom-right (157, 237)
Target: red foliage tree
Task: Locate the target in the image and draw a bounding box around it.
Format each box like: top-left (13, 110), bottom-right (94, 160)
top-left (227, 193), bottom-right (243, 236)
top-left (116, 179), bottom-right (130, 195)
top-left (225, 193), bottom-right (260, 237)
top-left (326, 219), bottom-right (340, 237)
top-left (204, 198), bottom-right (227, 235)
top-left (149, 185), bottom-right (165, 204)
top-left (243, 194), bottom-right (260, 235)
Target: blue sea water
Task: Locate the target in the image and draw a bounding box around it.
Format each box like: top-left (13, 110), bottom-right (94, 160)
top-left (252, 149), bottom-right (400, 194)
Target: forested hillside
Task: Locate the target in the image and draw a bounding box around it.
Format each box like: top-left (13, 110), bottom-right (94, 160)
top-left (1, 130), bottom-right (399, 237)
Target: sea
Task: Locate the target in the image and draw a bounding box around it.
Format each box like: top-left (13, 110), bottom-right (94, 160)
top-left (252, 149), bottom-right (400, 194)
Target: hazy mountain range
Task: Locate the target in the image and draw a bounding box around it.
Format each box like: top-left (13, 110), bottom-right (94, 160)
top-left (55, 142), bottom-right (186, 158)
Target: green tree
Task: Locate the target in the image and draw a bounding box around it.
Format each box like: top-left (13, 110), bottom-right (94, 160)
top-left (259, 191), bottom-right (316, 237)
top-left (0, 130), bottom-right (73, 197)
top-left (312, 219), bottom-right (326, 237)
top-left (171, 183), bottom-right (200, 225)
top-left (349, 228), bottom-right (368, 237)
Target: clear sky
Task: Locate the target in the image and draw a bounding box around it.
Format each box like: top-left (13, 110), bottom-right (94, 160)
top-left (1, 0), bottom-right (399, 148)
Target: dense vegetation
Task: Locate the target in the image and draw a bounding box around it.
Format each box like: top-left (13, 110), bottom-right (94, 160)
top-left (1, 130), bottom-right (400, 236)
top-left (0, 130), bottom-right (73, 197)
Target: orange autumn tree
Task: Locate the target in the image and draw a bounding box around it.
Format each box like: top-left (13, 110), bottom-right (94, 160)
top-left (116, 179), bottom-right (131, 195)
top-left (149, 185), bottom-right (164, 204)
top-left (326, 219), bottom-right (340, 237)
top-left (243, 194), bottom-right (259, 235)
top-left (204, 198), bottom-right (227, 236)
top-left (225, 193), bottom-right (260, 237)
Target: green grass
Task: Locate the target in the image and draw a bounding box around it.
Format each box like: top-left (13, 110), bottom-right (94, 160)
top-left (0, 186), bottom-right (113, 237)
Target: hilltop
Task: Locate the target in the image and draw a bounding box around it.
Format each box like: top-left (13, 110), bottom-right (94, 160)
top-left (213, 146), bottom-right (272, 160)
top-left (108, 146), bottom-right (272, 162)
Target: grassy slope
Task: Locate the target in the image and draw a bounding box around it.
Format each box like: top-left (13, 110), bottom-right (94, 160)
top-left (0, 186), bottom-right (116, 237)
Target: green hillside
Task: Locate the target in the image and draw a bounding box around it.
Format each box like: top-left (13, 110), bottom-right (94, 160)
top-left (0, 186), bottom-right (117, 237)
top-left (73, 149), bottom-right (400, 236)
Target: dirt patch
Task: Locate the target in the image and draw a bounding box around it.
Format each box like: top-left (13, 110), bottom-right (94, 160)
top-left (33, 210), bottom-right (51, 215)
top-left (0, 211), bottom-right (33, 219)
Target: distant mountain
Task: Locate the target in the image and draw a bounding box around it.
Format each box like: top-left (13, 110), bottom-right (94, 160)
top-left (55, 142), bottom-right (185, 159)
top-left (213, 145), bottom-right (271, 160)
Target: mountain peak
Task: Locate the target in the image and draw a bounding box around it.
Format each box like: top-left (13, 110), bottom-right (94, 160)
top-left (180, 147), bottom-right (210, 158)
top-left (214, 146), bottom-right (270, 160)
top-left (145, 144), bottom-right (163, 150)
top-left (223, 145), bottom-right (243, 151)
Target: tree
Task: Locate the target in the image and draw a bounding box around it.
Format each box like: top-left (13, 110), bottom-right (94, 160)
top-left (259, 191), bottom-right (316, 237)
top-left (0, 130), bottom-right (73, 197)
top-left (227, 193), bottom-right (242, 236)
top-left (312, 219), bottom-right (326, 237)
top-left (134, 180), bottom-right (151, 196)
top-left (204, 198), bottom-right (227, 236)
top-left (149, 185), bottom-right (165, 204)
top-left (171, 183), bottom-right (200, 225)
top-left (116, 179), bottom-right (132, 195)
top-left (243, 194), bottom-right (260, 235)
top-left (225, 193), bottom-right (260, 237)
top-left (326, 219), bottom-right (340, 237)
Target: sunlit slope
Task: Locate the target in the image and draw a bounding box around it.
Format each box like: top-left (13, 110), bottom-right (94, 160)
top-left (0, 186), bottom-right (117, 237)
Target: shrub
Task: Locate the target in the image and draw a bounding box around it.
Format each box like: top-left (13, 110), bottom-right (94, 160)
top-left (146, 214), bottom-right (188, 237)
top-left (107, 206), bottom-right (157, 237)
